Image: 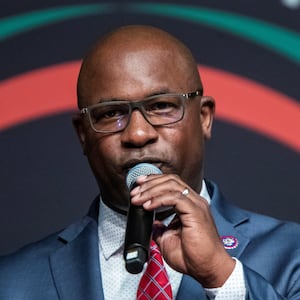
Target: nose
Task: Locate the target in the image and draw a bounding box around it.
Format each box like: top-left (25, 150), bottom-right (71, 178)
top-left (120, 110), bottom-right (158, 147)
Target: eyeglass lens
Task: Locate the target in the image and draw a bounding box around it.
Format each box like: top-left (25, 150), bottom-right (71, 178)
top-left (88, 95), bottom-right (185, 133)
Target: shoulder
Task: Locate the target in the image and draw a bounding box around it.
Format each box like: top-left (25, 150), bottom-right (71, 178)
top-left (0, 231), bottom-right (60, 268)
top-left (0, 230), bottom-right (61, 298)
top-left (207, 179), bottom-right (300, 241)
top-left (239, 208), bottom-right (300, 248)
top-left (0, 215), bottom-right (96, 280)
top-left (0, 216), bottom-right (97, 298)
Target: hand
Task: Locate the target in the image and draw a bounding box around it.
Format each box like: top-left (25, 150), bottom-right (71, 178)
top-left (130, 174), bottom-right (235, 288)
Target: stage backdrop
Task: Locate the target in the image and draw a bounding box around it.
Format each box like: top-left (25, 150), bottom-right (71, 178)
top-left (0, 0), bottom-right (299, 255)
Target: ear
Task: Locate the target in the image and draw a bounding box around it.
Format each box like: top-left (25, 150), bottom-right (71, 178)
top-left (200, 96), bottom-right (215, 139)
top-left (72, 113), bottom-right (87, 155)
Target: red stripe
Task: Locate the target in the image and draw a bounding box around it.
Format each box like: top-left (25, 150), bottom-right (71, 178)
top-left (0, 62), bottom-right (299, 153)
top-left (201, 66), bottom-right (300, 153)
top-left (0, 62), bottom-right (80, 129)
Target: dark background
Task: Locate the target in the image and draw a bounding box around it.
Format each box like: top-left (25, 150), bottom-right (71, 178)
top-left (0, 0), bottom-right (299, 255)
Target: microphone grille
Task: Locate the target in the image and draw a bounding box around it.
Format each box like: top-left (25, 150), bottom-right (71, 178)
top-left (126, 163), bottom-right (162, 189)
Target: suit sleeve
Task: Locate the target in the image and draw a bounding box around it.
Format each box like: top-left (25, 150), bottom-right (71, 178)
top-left (243, 264), bottom-right (300, 300)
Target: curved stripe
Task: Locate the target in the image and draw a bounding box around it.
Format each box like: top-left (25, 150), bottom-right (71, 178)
top-left (201, 66), bottom-right (300, 153)
top-left (0, 3), bottom-right (299, 64)
top-left (0, 62), bottom-right (299, 154)
top-left (128, 3), bottom-right (300, 64)
top-left (0, 4), bottom-right (113, 41)
top-left (0, 62), bottom-right (80, 129)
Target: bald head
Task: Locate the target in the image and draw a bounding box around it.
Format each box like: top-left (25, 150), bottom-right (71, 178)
top-left (77, 25), bottom-right (202, 108)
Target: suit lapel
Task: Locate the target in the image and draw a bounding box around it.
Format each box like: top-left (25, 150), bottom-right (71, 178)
top-left (211, 207), bottom-right (250, 258)
top-left (49, 217), bottom-right (104, 300)
top-left (208, 181), bottom-right (250, 258)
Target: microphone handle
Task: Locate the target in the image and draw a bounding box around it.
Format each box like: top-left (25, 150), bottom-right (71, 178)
top-left (124, 204), bottom-right (154, 274)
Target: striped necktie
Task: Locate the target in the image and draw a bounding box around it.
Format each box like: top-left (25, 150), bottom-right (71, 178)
top-left (137, 240), bottom-right (173, 300)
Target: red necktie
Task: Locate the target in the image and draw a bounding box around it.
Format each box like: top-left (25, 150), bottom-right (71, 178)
top-left (137, 240), bottom-right (173, 300)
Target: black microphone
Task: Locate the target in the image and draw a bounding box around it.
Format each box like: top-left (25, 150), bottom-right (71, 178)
top-left (124, 163), bottom-right (162, 274)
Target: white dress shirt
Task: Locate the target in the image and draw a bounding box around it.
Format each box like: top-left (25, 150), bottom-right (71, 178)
top-left (98, 181), bottom-right (246, 299)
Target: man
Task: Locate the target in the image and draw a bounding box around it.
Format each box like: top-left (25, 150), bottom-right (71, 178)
top-left (0, 25), bottom-right (300, 299)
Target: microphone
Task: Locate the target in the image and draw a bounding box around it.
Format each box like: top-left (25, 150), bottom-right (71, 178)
top-left (124, 163), bottom-right (162, 274)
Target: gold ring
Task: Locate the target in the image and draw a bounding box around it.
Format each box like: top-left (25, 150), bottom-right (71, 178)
top-left (182, 188), bottom-right (189, 196)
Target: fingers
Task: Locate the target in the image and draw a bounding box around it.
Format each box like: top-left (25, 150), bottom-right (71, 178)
top-left (130, 174), bottom-right (236, 286)
top-left (130, 174), bottom-right (197, 211)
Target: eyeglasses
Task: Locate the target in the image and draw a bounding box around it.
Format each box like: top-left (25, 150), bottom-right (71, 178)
top-left (80, 89), bottom-right (203, 133)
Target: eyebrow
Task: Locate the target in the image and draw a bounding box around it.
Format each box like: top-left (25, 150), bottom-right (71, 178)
top-left (96, 89), bottom-right (173, 104)
top-left (145, 89), bottom-right (171, 98)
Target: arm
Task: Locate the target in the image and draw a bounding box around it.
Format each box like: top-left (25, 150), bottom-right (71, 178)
top-left (131, 174), bottom-right (300, 299)
top-left (243, 264), bottom-right (300, 300)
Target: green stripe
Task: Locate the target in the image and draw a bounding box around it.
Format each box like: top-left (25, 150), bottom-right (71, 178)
top-left (128, 3), bottom-right (300, 64)
top-left (0, 4), bottom-right (113, 41)
top-left (1, 3), bottom-right (299, 64)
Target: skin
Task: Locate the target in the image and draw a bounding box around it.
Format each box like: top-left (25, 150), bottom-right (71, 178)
top-left (73, 25), bottom-right (235, 288)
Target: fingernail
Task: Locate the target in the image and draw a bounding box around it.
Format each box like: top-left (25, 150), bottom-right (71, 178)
top-left (130, 185), bottom-right (140, 195)
top-left (143, 200), bottom-right (151, 208)
top-left (136, 175), bottom-right (147, 182)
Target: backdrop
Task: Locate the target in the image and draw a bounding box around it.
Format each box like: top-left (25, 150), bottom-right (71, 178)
top-left (0, 0), bottom-right (299, 255)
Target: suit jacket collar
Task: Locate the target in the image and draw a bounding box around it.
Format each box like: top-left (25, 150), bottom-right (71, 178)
top-left (50, 217), bottom-right (104, 300)
top-left (207, 180), bottom-right (250, 258)
top-left (49, 180), bottom-right (250, 299)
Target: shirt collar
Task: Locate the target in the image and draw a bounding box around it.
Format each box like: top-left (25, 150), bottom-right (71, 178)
top-left (98, 200), bottom-right (127, 259)
top-left (98, 180), bottom-right (211, 259)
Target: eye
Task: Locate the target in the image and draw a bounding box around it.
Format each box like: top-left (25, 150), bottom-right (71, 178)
top-left (91, 105), bottom-right (128, 123)
top-left (146, 97), bottom-right (180, 114)
top-left (103, 108), bottom-right (123, 118)
top-left (151, 101), bottom-right (175, 110)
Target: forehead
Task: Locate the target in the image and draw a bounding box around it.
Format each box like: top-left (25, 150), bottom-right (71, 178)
top-left (78, 33), bottom-right (199, 106)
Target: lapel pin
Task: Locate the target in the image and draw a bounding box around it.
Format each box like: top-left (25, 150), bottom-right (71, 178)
top-left (220, 235), bottom-right (239, 250)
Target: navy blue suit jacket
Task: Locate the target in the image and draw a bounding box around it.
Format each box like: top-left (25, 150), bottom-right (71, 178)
top-left (1, 181), bottom-right (300, 299)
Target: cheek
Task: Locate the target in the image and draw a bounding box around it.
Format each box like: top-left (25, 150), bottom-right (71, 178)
top-left (175, 117), bottom-right (204, 173)
top-left (180, 113), bottom-right (203, 150)
top-left (182, 130), bottom-right (203, 162)
top-left (85, 134), bottom-right (120, 173)
top-left (166, 120), bottom-right (203, 164)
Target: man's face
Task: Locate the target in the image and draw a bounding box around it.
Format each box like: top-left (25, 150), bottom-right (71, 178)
top-left (75, 44), bottom-right (213, 212)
